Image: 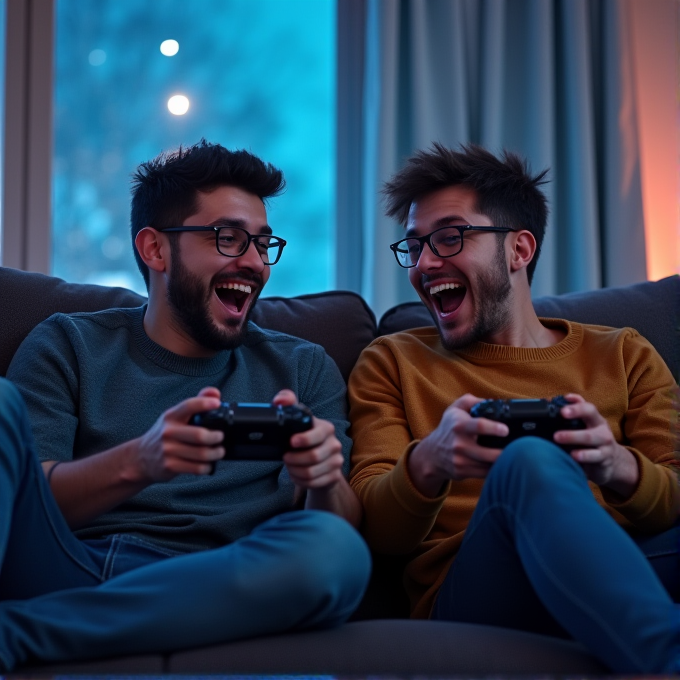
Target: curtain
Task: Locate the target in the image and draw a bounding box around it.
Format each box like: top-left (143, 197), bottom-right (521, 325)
top-left (337, 0), bottom-right (646, 319)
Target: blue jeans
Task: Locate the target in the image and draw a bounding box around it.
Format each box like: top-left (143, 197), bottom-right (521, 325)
top-left (431, 437), bottom-right (680, 673)
top-left (0, 378), bottom-right (371, 670)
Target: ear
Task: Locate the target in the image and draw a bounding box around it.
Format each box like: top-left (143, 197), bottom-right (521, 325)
top-left (508, 230), bottom-right (536, 274)
top-left (135, 227), bottom-right (169, 274)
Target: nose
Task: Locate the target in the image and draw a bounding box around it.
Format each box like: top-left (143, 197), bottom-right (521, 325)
top-left (415, 240), bottom-right (443, 273)
top-left (236, 238), bottom-right (266, 272)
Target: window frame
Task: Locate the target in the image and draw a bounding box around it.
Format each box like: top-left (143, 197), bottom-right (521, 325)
top-left (1, 0), bottom-right (53, 273)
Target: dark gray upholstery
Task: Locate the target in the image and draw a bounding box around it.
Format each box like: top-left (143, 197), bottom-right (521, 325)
top-left (251, 291), bottom-right (377, 382)
top-left (377, 275), bottom-right (680, 381)
top-left (19, 654), bottom-right (165, 674)
top-left (4, 265), bottom-right (676, 674)
top-left (0, 266), bottom-right (145, 377)
top-left (166, 620), bottom-right (606, 675)
top-left (19, 621), bottom-right (606, 675)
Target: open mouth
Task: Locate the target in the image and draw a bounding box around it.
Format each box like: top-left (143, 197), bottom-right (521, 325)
top-left (429, 282), bottom-right (467, 316)
top-left (214, 282), bottom-right (253, 314)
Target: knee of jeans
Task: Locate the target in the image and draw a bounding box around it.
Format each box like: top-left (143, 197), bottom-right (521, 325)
top-left (490, 436), bottom-right (577, 485)
top-left (295, 511), bottom-right (371, 591)
top-left (235, 511), bottom-right (370, 622)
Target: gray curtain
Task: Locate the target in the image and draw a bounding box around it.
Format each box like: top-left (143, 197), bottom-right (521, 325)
top-left (337, 0), bottom-right (646, 319)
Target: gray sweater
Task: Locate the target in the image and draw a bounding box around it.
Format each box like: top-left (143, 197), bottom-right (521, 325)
top-left (7, 306), bottom-right (351, 552)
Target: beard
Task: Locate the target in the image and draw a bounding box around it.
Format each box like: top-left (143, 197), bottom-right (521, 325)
top-left (166, 252), bottom-right (262, 352)
top-left (438, 239), bottom-right (512, 351)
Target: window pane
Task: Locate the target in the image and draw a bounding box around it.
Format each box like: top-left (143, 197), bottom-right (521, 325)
top-left (53, 0), bottom-right (335, 296)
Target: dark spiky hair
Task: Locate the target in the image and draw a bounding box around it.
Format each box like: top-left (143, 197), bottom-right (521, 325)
top-left (130, 139), bottom-right (285, 288)
top-left (383, 143), bottom-right (549, 284)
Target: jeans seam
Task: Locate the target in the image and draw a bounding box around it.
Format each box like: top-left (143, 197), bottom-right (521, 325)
top-left (98, 534), bottom-right (183, 580)
top-left (115, 533), bottom-right (182, 557)
top-left (469, 501), bottom-right (646, 672)
top-left (101, 535), bottom-right (123, 580)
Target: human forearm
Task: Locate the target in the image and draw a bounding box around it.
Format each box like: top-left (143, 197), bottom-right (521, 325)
top-left (352, 450), bottom-right (448, 553)
top-left (275, 386), bottom-right (362, 525)
top-left (408, 439), bottom-right (451, 497)
top-left (601, 337), bottom-right (680, 528)
top-left (598, 443), bottom-right (640, 498)
top-left (43, 388), bottom-right (226, 529)
top-left (602, 449), bottom-right (680, 532)
top-left (305, 477), bottom-right (363, 527)
top-left (42, 440), bottom-right (149, 529)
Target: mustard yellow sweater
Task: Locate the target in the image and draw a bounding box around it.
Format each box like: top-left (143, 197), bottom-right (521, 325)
top-left (348, 319), bottom-right (680, 619)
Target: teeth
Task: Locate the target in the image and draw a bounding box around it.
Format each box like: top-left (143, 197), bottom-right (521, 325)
top-left (429, 282), bottom-right (464, 296)
top-left (216, 283), bottom-right (252, 294)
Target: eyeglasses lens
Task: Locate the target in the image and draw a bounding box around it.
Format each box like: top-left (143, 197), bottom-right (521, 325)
top-left (396, 227), bottom-right (463, 267)
top-left (432, 227), bottom-right (463, 257)
top-left (397, 239), bottom-right (422, 267)
top-left (217, 228), bottom-right (248, 256)
top-left (216, 227), bottom-right (281, 264)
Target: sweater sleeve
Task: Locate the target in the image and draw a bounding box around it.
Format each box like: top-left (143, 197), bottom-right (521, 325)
top-left (298, 344), bottom-right (353, 475)
top-left (348, 340), bottom-right (449, 554)
top-left (601, 331), bottom-right (680, 531)
top-left (6, 316), bottom-right (80, 463)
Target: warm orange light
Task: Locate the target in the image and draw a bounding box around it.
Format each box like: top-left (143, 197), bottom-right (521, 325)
top-left (630, 0), bottom-right (680, 280)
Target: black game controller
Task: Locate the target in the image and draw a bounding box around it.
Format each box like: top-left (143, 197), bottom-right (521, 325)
top-left (191, 402), bottom-right (313, 461)
top-left (470, 396), bottom-right (586, 451)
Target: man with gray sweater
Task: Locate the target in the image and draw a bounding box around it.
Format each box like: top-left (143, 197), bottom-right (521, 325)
top-left (0, 140), bottom-right (369, 670)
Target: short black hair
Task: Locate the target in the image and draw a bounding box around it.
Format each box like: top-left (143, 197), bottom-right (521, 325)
top-left (382, 143), bottom-right (549, 284)
top-left (130, 139), bottom-right (285, 288)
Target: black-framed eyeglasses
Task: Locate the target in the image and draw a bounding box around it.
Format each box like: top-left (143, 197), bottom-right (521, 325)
top-left (390, 225), bottom-right (513, 268)
top-left (162, 226), bottom-right (287, 265)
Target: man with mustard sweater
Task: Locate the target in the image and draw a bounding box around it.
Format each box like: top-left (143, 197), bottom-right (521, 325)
top-left (348, 143), bottom-right (679, 674)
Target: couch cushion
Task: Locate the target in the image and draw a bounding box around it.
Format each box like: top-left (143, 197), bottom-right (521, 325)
top-left (378, 300), bottom-right (432, 336)
top-left (250, 291), bottom-right (377, 382)
top-left (166, 620), bottom-right (606, 675)
top-left (18, 653), bottom-right (164, 674)
top-left (377, 276), bottom-right (680, 380)
top-left (0, 267), bottom-right (378, 382)
top-left (0, 267), bottom-right (146, 377)
top-left (532, 276), bottom-right (679, 380)
top-left (15, 621), bottom-right (606, 675)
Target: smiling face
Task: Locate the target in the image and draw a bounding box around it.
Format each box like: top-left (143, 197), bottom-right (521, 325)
top-left (165, 185), bottom-right (271, 352)
top-left (407, 185), bottom-right (513, 350)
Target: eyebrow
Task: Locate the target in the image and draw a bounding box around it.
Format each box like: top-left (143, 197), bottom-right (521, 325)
top-left (405, 216), bottom-right (468, 237)
top-left (207, 218), bottom-right (273, 235)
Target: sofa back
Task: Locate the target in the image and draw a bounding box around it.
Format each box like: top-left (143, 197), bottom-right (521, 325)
top-left (0, 267), bottom-right (377, 382)
top-left (1, 266), bottom-right (678, 382)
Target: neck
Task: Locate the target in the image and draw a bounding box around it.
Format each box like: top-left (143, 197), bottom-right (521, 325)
top-left (143, 288), bottom-right (218, 358)
top-left (483, 288), bottom-right (565, 348)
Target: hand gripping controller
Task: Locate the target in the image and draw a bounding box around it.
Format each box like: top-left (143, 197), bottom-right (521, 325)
top-left (470, 396), bottom-right (585, 451)
top-left (191, 402), bottom-right (313, 461)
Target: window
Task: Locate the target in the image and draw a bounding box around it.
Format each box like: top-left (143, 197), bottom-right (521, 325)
top-left (53, 0), bottom-right (336, 296)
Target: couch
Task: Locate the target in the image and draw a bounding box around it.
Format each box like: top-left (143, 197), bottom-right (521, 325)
top-left (1, 265), bottom-right (678, 675)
